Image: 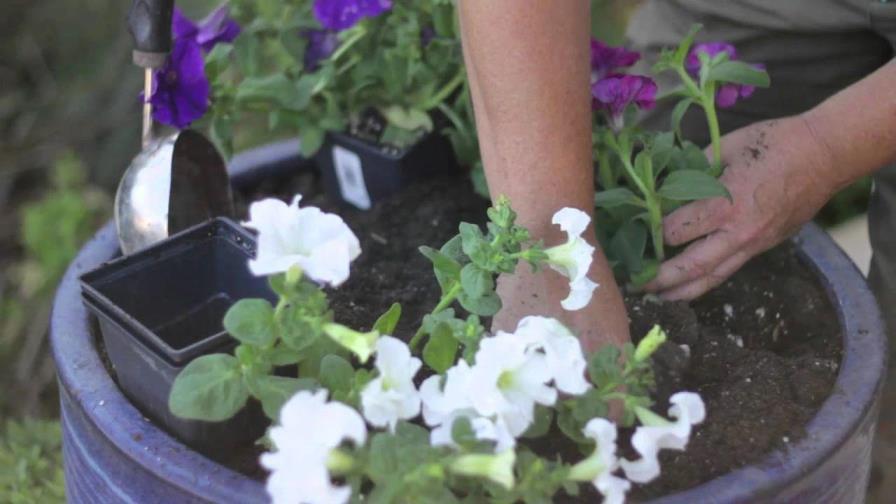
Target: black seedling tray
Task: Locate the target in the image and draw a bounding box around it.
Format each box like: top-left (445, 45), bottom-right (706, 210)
top-left (317, 129), bottom-right (458, 210)
top-left (80, 218), bottom-right (273, 456)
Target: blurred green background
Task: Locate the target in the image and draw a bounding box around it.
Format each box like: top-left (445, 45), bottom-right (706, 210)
top-left (0, 0), bottom-right (870, 501)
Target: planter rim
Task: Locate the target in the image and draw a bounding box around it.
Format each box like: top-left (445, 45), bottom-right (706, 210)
top-left (51, 142), bottom-right (887, 503)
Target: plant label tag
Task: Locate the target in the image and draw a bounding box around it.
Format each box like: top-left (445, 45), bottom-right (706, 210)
top-left (332, 145), bottom-right (372, 210)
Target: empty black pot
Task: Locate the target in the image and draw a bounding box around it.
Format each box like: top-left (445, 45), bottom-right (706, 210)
top-left (79, 217), bottom-right (273, 457)
top-left (317, 130), bottom-right (458, 210)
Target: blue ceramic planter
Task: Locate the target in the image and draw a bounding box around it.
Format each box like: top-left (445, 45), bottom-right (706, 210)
top-left (51, 142), bottom-right (886, 503)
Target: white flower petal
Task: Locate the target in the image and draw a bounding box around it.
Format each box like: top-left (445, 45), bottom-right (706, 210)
top-left (552, 207), bottom-right (591, 237)
top-left (596, 472), bottom-right (631, 504)
top-left (620, 392), bottom-right (706, 483)
top-left (261, 390), bottom-right (365, 504)
top-left (513, 316), bottom-right (591, 395)
top-left (561, 276), bottom-right (599, 311)
top-left (242, 195), bottom-right (360, 285)
top-left (360, 336), bottom-right (421, 431)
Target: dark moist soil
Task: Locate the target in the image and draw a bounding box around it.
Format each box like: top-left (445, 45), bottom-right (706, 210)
top-left (94, 172), bottom-right (841, 499)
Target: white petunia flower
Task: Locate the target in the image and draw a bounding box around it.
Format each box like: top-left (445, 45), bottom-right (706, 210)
top-left (261, 390), bottom-right (366, 504)
top-left (243, 195), bottom-right (361, 286)
top-left (568, 418), bottom-right (631, 504)
top-left (544, 207), bottom-right (599, 311)
top-left (419, 362), bottom-right (515, 452)
top-left (468, 333), bottom-right (558, 438)
top-left (509, 316), bottom-right (591, 395)
top-left (620, 392), bottom-right (706, 483)
top-left (360, 336), bottom-right (422, 432)
top-left (450, 449), bottom-right (516, 490)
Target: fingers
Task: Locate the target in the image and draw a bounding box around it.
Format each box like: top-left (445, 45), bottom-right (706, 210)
top-left (657, 250), bottom-right (751, 301)
top-left (663, 196), bottom-right (731, 246)
top-left (644, 229), bottom-right (741, 292)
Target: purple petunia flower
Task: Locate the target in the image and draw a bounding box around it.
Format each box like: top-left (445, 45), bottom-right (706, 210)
top-left (313, 0), bottom-right (392, 31)
top-left (686, 42), bottom-right (762, 109)
top-left (590, 39), bottom-right (640, 82)
top-left (592, 74), bottom-right (657, 129)
top-left (147, 38), bottom-right (210, 129)
top-left (173, 5), bottom-right (241, 53)
top-left (302, 29), bottom-right (340, 71)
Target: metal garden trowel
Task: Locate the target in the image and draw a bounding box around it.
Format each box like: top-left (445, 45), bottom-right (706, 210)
top-left (116, 0), bottom-right (234, 255)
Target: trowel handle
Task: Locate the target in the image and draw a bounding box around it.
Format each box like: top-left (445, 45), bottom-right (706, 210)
top-left (127, 0), bottom-right (176, 68)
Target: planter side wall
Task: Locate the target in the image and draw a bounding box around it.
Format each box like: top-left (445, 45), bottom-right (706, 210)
top-left (51, 143), bottom-right (886, 503)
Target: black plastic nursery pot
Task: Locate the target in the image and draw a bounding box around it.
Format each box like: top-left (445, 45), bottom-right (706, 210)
top-left (316, 129), bottom-right (459, 210)
top-left (51, 141), bottom-right (886, 503)
top-left (79, 217), bottom-right (272, 458)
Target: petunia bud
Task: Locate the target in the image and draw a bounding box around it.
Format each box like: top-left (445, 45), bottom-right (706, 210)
top-left (451, 449), bottom-right (516, 489)
top-left (634, 325), bottom-right (667, 362)
top-left (323, 323), bottom-right (379, 363)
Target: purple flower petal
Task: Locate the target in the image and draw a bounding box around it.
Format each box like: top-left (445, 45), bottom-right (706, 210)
top-left (687, 42), bottom-right (764, 108)
top-left (149, 39), bottom-right (210, 129)
top-left (196, 5), bottom-right (241, 52)
top-left (714, 84), bottom-right (740, 108)
top-left (303, 29), bottom-right (339, 70)
top-left (685, 41), bottom-right (737, 75)
top-left (592, 74), bottom-right (657, 122)
top-left (172, 7), bottom-right (198, 41)
top-left (313, 0), bottom-right (392, 31)
top-left (590, 39), bottom-right (640, 81)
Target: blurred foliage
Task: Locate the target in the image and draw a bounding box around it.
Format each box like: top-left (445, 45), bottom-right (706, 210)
top-left (0, 419), bottom-right (65, 504)
top-left (1, 153), bottom-right (109, 420)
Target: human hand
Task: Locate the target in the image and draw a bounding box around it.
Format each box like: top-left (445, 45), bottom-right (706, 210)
top-left (644, 115), bottom-right (839, 300)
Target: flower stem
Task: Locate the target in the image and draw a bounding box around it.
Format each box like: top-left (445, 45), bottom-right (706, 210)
top-left (424, 71), bottom-right (465, 111)
top-left (409, 283), bottom-right (462, 351)
top-left (702, 84), bottom-right (723, 176)
top-left (597, 148), bottom-right (615, 189)
top-left (330, 26), bottom-right (367, 62)
top-left (646, 194), bottom-right (665, 261)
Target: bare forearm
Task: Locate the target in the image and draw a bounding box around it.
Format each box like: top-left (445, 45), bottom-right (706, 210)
top-left (804, 61), bottom-right (896, 191)
top-left (458, 0), bottom-right (630, 349)
top-left (458, 0), bottom-right (594, 234)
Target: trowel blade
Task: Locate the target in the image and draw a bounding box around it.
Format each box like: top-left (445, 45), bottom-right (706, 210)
top-left (168, 129), bottom-right (234, 235)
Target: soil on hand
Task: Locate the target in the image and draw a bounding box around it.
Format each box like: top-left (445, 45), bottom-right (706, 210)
top-left (137, 172), bottom-right (841, 497)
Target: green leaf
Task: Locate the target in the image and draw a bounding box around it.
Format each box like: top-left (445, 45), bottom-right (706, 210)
top-left (631, 259), bottom-right (660, 287)
top-left (373, 303), bottom-right (402, 335)
top-left (236, 75), bottom-right (311, 111)
top-left (367, 423), bottom-right (441, 485)
top-left (609, 220), bottom-right (647, 274)
top-left (594, 188), bottom-right (644, 209)
top-left (459, 263), bottom-right (493, 300)
top-left (423, 323), bottom-right (459, 373)
top-left (588, 346), bottom-right (622, 387)
top-left (210, 113), bottom-right (233, 159)
top-left (419, 246), bottom-right (462, 293)
top-left (380, 106), bottom-right (434, 132)
top-left (253, 376), bottom-right (318, 420)
top-left (673, 24), bottom-right (702, 66)
top-left (300, 127), bottom-right (325, 156)
top-left (458, 291), bottom-right (501, 317)
top-left (451, 416), bottom-right (478, 447)
top-left (521, 405), bottom-right (553, 438)
top-left (319, 354), bottom-right (355, 398)
top-left (633, 151), bottom-right (653, 185)
top-left (269, 347), bottom-right (304, 366)
top-left (671, 98), bottom-right (694, 138)
top-left (439, 235), bottom-right (465, 263)
top-left (658, 170), bottom-right (731, 201)
top-left (458, 222), bottom-right (489, 266)
top-left (169, 354), bottom-right (248, 421)
top-left (223, 299), bottom-right (275, 347)
top-left (707, 60), bottom-right (770, 87)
